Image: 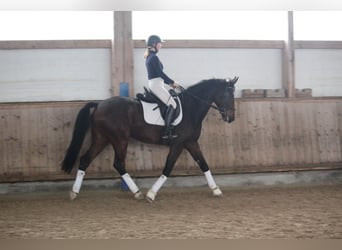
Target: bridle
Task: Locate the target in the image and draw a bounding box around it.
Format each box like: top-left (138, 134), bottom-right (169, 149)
top-left (179, 85), bottom-right (235, 115)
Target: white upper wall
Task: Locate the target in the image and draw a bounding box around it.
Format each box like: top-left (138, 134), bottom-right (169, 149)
top-left (296, 49), bottom-right (342, 97)
top-left (0, 46), bottom-right (341, 103)
top-left (134, 48), bottom-right (283, 98)
top-left (0, 48), bottom-right (112, 102)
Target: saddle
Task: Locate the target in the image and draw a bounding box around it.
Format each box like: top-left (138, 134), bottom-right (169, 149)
top-left (136, 87), bottom-right (183, 126)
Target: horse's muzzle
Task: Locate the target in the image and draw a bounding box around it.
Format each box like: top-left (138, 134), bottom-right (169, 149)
top-left (222, 115), bottom-right (235, 123)
top-left (222, 110), bottom-right (235, 123)
top-left (226, 116), bottom-right (235, 123)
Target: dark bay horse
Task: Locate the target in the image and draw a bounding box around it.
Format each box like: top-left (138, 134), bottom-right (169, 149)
top-left (61, 77), bottom-right (238, 202)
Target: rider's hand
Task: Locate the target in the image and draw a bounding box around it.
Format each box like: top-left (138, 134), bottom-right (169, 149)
top-left (171, 82), bottom-right (181, 89)
top-left (171, 82), bottom-right (186, 93)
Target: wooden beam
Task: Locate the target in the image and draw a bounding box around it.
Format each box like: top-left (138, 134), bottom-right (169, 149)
top-left (134, 39), bottom-right (284, 49)
top-left (0, 40), bottom-right (111, 50)
top-left (282, 11), bottom-right (295, 98)
top-left (112, 11), bottom-right (134, 97)
top-left (295, 41), bottom-right (342, 49)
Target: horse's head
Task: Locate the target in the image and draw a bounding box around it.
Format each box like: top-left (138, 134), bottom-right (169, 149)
top-left (213, 76), bottom-right (238, 123)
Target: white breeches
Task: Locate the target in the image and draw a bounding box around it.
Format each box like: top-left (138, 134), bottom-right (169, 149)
top-left (148, 77), bottom-right (177, 109)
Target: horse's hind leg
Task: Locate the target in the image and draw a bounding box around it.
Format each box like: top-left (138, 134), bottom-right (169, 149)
top-left (70, 135), bottom-right (108, 200)
top-left (185, 141), bottom-right (222, 197)
top-left (112, 140), bottom-right (143, 200)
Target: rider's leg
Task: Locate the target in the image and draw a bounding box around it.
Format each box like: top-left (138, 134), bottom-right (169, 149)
top-left (162, 105), bottom-right (177, 140)
top-left (148, 78), bottom-right (178, 140)
top-left (148, 78), bottom-right (177, 108)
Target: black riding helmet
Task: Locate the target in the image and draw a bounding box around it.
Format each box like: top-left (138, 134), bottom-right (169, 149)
top-left (146, 35), bottom-right (164, 47)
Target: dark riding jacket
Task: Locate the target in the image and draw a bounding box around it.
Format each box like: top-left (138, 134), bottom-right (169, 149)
top-left (145, 50), bottom-right (174, 85)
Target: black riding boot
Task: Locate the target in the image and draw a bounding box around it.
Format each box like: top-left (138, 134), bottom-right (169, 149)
top-left (162, 105), bottom-right (178, 140)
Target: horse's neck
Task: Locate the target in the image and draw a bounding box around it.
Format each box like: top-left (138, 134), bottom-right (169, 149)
top-left (183, 88), bottom-right (215, 126)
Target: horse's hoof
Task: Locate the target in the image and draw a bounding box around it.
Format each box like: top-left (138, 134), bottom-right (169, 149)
top-left (146, 190), bottom-right (156, 203)
top-left (212, 187), bottom-right (223, 197)
top-left (69, 191), bottom-right (78, 201)
top-left (134, 191), bottom-right (144, 200)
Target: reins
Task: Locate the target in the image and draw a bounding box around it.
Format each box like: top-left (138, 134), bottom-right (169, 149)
top-left (178, 86), bottom-right (226, 114)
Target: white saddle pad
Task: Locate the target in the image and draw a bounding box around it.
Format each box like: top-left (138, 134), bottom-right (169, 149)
top-left (140, 98), bottom-right (183, 126)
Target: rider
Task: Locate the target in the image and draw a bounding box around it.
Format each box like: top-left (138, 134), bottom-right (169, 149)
top-left (144, 35), bottom-right (181, 140)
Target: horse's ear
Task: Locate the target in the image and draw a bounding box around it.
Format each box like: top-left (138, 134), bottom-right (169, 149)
top-left (229, 76), bottom-right (239, 84)
top-left (226, 76), bottom-right (239, 85)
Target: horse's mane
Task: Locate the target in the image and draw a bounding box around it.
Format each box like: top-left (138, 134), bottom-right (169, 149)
top-left (185, 78), bottom-right (227, 94)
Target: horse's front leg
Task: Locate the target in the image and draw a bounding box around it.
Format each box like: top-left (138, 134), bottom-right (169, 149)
top-left (146, 145), bottom-right (183, 202)
top-left (185, 141), bottom-right (223, 197)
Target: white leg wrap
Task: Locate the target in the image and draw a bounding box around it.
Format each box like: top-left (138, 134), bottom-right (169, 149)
top-left (151, 175), bottom-right (168, 193)
top-left (204, 170), bottom-right (223, 196)
top-left (204, 170), bottom-right (217, 189)
top-left (121, 173), bottom-right (139, 194)
top-left (72, 170), bottom-right (85, 194)
top-left (146, 175), bottom-right (168, 202)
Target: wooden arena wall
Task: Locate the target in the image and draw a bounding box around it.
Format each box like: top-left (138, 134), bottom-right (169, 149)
top-left (0, 98), bottom-right (341, 182)
top-left (0, 11), bottom-right (342, 182)
top-left (1, 33), bottom-right (342, 181)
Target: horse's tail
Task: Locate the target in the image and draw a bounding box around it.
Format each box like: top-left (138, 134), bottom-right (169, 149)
top-left (61, 102), bottom-right (98, 173)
